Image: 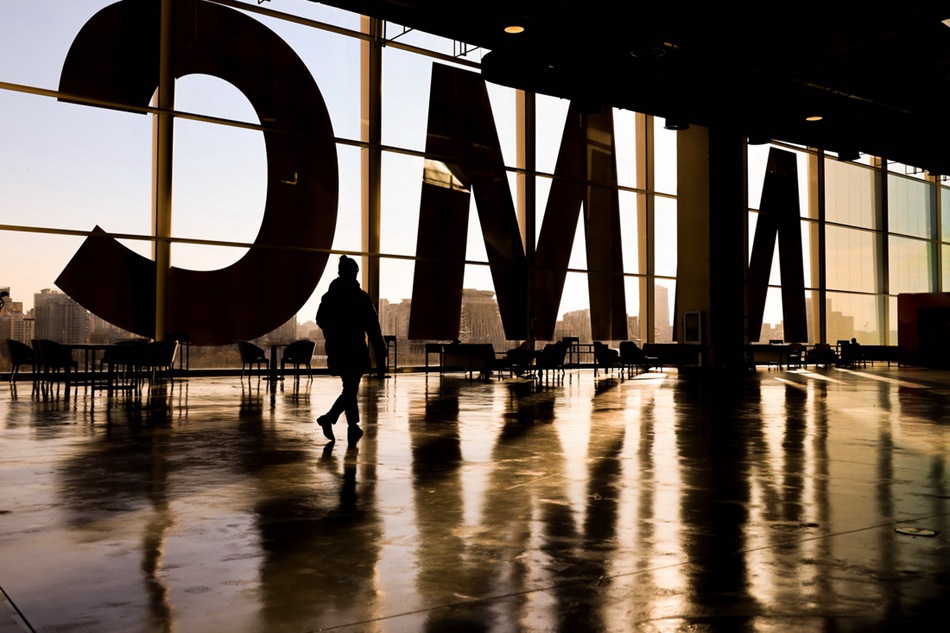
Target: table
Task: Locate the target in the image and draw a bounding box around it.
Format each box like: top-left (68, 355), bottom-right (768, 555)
top-left (66, 343), bottom-right (116, 388)
top-left (266, 342), bottom-right (290, 386)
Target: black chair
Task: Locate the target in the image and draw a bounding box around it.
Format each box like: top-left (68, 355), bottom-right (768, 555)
top-left (280, 339), bottom-right (315, 380)
top-left (534, 341), bottom-right (568, 381)
top-left (593, 341), bottom-right (619, 376)
top-left (7, 339), bottom-right (37, 391)
top-left (786, 342), bottom-right (805, 369)
top-left (31, 339), bottom-right (78, 392)
top-left (131, 340), bottom-right (179, 391)
top-left (618, 341), bottom-right (655, 376)
top-left (238, 341), bottom-right (267, 380)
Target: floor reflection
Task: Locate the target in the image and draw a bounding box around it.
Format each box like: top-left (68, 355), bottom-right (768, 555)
top-left (1, 368), bottom-right (949, 632)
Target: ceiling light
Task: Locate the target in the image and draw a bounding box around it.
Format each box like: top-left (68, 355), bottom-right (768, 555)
top-left (942, 18), bottom-right (950, 28)
top-left (504, 25), bottom-right (524, 34)
top-left (664, 118), bottom-right (689, 131)
top-left (805, 115), bottom-right (823, 122)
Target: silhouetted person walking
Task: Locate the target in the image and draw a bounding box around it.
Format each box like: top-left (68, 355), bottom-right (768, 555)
top-left (316, 255), bottom-right (387, 445)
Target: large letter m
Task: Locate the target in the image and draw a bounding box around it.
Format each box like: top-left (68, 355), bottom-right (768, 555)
top-left (408, 64), bottom-right (627, 342)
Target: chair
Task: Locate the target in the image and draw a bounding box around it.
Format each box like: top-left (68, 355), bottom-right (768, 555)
top-left (135, 340), bottom-right (180, 387)
top-left (592, 341), bottom-right (619, 376)
top-left (534, 340), bottom-right (568, 381)
top-left (786, 342), bottom-right (804, 369)
top-left (618, 341), bottom-right (655, 376)
top-left (806, 343), bottom-right (837, 368)
top-left (31, 339), bottom-right (78, 391)
top-left (281, 339), bottom-right (315, 380)
top-left (238, 341), bottom-right (267, 380)
top-left (7, 339), bottom-right (37, 391)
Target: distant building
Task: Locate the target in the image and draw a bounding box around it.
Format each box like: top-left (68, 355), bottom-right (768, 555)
top-left (0, 296), bottom-right (33, 344)
top-left (460, 289), bottom-right (505, 345)
top-left (655, 284), bottom-right (672, 343)
top-left (33, 289), bottom-right (87, 344)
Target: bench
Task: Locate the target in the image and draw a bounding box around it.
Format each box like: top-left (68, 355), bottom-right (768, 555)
top-left (642, 343), bottom-right (703, 369)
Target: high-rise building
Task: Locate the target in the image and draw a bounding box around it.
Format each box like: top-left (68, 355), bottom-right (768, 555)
top-left (33, 289), bottom-right (88, 344)
top-left (655, 284), bottom-right (672, 343)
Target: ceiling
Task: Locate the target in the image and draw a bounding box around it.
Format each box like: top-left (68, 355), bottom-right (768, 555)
top-left (314, 1), bottom-right (950, 175)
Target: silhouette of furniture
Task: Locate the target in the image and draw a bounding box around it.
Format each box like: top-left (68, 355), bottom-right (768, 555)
top-left (280, 339), bottom-right (315, 380)
top-left (502, 341), bottom-right (535, 377)
top-left (98, 339), bottom-right (154, 395)
top-left (31, 339), bottom-right (79, 394)
top-left (424, 343), bottom-right (444, 372)
top-left (238, 341), bottom-right (267, 380)
top-left (747, 343), bottom-right (788, 369)
top-left (561, 336), bottom-right (580, 367)
top-left (592, 341), bottom-right (619, 376)
top-left (786, 342), bottom-right (805, 368)
top-left (136, 340), bottom-right (179, 386)
top-left (7, 339), bottom-right (37, 392)
top-left (806, 343), bottom-right (837, 367)
top-left (534, 340), bottom-right (568, 381)
top-left (837, 339), bottom-right (865, 368)
top-left (642, 343), bottom-right (703, 369)
top-left (618, 341), bottom-right (656, 376)
top-left (441, 342), bottom-right (496, 379)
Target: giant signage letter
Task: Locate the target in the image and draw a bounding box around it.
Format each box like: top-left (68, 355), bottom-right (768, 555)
top-left (747, 148), bottom-right (807, 342)
top-left (54, 0), bottom-right (338, 345)
top-left (534, 104), bottom-right (626, 341)
top-left (408, 65), bottom-right (627, 342)
top-left (408, 64), bottom-right (528, 340)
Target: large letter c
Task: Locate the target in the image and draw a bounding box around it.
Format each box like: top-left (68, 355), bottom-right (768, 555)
top-left (55, 0), bottom-right (338, 345)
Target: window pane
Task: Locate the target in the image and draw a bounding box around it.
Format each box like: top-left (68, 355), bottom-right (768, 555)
top-left (0, 90), bottom-right (152, 235)
top-left (536, 95), bottom-right (570, 176)
top-left (942, 187), bottom-right (950, 243)
top-left (383, 50), bottom-right (508, 159)
top-left (943, 244), bottom-right (950, 291)
top-left (624, 276), bottom-right (644, 343)
top-left (887, 296), bottom-right (898, 346)
top-left (0, 1), bottom-right (113, 90)
top-left (654, 119), bottom-right (677, 196)
top-left (826, 292), bottom-right (882, 345)
top-left (888, 236), bottom-right (932, 294)
top-left (654, 280), bottom-right (675, 343)
top-left (619, 190), bottom-right (639, 275)
top-left (887, 174), bottom-right (934, 239)
top-left (655, 197), bottom-right (677, 277)
top-left (826, 226), bottom-right (878, 293)
top-left (381, 153), bottom-right (423, 257)
top-left (614, 109), bottom-right (638, 189)
top-left (825, 158), bottom-right (879, 229)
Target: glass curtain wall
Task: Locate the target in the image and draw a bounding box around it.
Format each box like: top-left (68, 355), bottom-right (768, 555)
top-left (1, 0), bottom-right (946, 372)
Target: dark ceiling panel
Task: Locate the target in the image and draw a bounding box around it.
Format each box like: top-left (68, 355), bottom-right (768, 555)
top-left (314, 1), bottom-right (950, 173)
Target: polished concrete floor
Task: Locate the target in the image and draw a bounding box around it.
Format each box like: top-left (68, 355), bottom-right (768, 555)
top-left (1, 365), bottom-right (948, 632)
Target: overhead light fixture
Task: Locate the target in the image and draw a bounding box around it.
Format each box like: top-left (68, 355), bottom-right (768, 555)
top-left (805, 115), bottom-right (823, 122)
top-left (664, 118), bottom-right (689, 131)
top-left (942, 18), bottom-right (950, 28)
top-left (504, 25), bottom-right (524, 34)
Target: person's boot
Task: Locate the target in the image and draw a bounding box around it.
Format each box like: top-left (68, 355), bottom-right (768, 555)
top-left (317, 415), bottom-right (335, 441)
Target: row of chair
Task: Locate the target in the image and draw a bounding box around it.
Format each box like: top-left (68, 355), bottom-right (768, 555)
top-left (6, 338), bottom-right (179, 396)
top-left (7, 339), bottom-right (79, 394)
top-left (593, 341), bottom-right (657, 376)
top-left (238, 339), bottom-right (315, 380)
